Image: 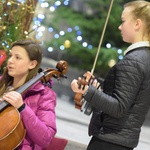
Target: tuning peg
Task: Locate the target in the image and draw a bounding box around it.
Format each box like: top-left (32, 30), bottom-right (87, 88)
top-left (61, 74), bottom-right (67, 79)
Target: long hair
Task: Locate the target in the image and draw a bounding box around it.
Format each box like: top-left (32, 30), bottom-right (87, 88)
top-left (0, 38), bottom-right (42, 96)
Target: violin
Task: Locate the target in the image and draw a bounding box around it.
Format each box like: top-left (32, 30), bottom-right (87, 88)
top-left (0, 60), bottom-right (68, 150)
top-left (74, 72), bottom-right (104, 115)
top-left (73, 0), bottom-right (114, 115)
top-left (74, 72), bottom-right (93, 109)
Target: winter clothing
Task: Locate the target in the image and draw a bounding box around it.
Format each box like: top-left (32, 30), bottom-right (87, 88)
top-left (84, 42), bottom-right (150, 148)
top-left (87, 136), bottom-right (133, 150)
top-left (17, 81), bottom-right (57, 150)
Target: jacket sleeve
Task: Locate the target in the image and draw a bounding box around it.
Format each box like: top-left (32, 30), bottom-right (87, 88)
top-left (84, 56), bottom-right (144, 118)
top-left (20, 86), bottom-right (57, 147)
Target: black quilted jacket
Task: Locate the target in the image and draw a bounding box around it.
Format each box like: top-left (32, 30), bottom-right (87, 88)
top-left (84, 46), bottom-right (150, 148)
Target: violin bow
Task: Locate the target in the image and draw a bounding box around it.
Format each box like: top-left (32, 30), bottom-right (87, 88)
top-left (91, 0), bottom-right (114, 74)
top-left (82, 0), bottom-right (114, 115)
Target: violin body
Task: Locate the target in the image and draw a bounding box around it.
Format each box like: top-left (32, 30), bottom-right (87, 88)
top-left (74, 72), bottom-right (104, 115)
top-left (74, 72), bottom-right (94, 115)
top-left (0, 106), bottom-right (26, 150)
top-left (74, 93), bottom-right (83, 109)
top-left (74, 91), bottom-right (93, 115)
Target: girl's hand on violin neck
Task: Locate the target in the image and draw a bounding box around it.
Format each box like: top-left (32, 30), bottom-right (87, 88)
top-left (3, 91), bottom-right (24, 109)
top-left (71, 79), bottom-right (89, 94)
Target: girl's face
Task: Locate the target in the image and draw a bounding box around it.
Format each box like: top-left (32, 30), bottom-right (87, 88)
top-left (7, 46), bottom-right (36, 81)
top-left (118, 7), bottom-right (137, 43)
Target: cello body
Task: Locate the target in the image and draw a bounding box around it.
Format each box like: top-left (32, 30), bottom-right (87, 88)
top-left (0, 106), bottom-right (26, 150)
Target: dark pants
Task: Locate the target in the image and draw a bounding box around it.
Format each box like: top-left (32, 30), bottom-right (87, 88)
top-left (87, 136), bottom-right (134, 150)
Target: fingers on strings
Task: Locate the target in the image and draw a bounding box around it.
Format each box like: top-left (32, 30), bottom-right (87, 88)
top-left (77, 75), bottom-right (102, 90)
top-left (77, 76), bottom-right (89, 90)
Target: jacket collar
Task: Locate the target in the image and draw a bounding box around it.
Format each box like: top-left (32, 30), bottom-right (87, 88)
top-left (124, 41), bottom-right (150, 55)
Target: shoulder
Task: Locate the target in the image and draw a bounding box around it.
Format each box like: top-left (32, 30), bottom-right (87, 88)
top-left (119, 48), bottom-right (150, 67)
top-left (115, 47), bottom-right (150, 79)
top-left (23, 81), bottom-right (57, 109)
top-left (23, 81), bottom-right (56, 98)
top-left (125, 47), bottom-right (150, 61)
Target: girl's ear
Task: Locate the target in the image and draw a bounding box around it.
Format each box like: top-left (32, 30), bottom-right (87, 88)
top-left (135, 19), bottom-right (142, 31)
top-left (29, 60), bottom-right (37, 70)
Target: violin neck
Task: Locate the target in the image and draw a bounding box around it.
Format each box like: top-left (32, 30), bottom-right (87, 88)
top-left (0, 72), bottom-right (45, 113)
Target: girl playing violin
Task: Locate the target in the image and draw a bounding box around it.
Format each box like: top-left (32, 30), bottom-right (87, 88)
top-left (71, 1), bottom-right (150, 150)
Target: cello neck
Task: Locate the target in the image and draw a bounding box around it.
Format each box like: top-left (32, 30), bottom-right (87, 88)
top-left (0, 60), bottom-right (68, 113)
top-left (0, 72), bottom-right (44, 113)
top-left (16, 72), bottom-right (44, 94)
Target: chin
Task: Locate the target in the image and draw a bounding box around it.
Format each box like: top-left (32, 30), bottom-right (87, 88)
top-left (8, 72), bottom-right (15, 77)
top-left (123, 39), bottom-right (131, 44)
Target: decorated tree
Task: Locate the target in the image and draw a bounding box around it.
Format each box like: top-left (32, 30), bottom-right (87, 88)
top-left (0, 0), bottom-right (38, 72)
top-left (36, 0), bottom-right (131, 77)
top-left (0, 0), bottom-right (132, 77)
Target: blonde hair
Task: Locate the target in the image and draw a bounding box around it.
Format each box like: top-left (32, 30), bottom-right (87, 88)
top-left (124, 0), bottom-right (150, 42)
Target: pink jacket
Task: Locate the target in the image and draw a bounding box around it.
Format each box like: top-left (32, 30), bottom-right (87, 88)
top-left (17, 81), bottom-right (57, 150)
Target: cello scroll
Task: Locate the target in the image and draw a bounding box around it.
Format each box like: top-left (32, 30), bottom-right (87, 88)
top-left (40, 60), bottom-right (68, 84)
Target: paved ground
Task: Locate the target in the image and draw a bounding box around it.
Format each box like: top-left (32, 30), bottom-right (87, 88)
top-left (65, 141), bottom-right (86, 150)
top-left (55, 97), bottom-right (150, 150)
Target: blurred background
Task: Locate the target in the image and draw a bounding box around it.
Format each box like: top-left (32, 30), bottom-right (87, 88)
top-left (0, 0), bottom-right (150, 149)
top-left (0, 0), bottom-right (132, 100)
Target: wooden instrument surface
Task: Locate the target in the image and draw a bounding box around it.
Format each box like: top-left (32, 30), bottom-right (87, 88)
top-left (0, 60), bottom-right (68, 149)
top-left (0, 106), bottom-right (26, 150)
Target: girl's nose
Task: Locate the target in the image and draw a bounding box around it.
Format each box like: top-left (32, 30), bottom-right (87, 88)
top-left (8, 56), bottom-right (14, 63)
top-left (118, 25), bottom-right (121, 30)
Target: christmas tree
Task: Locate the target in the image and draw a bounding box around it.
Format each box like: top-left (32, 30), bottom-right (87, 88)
top-left (0, 0), bottom-right (38, 72)
top-left (38, 0), bottom-right (127, 76)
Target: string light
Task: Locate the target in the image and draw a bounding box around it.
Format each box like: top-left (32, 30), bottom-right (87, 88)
top-left (31, 0), bottom-right (123, 61)
top-left (0, 0), bottom-right (123, 62)
top-left (0, 0), bottom-right (36, 50)
top-left (30, 0), bottom-right (95, 51)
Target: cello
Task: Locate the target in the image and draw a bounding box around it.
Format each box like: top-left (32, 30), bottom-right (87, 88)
top-left (74, 0), bottom-right (114, 115)
top-left (0, 60), bottom-right (68, 150)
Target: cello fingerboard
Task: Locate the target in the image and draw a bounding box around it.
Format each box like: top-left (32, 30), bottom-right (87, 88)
top-left (0, 101), bottom-right (9, 113)
top-left (0, 72), bottom-right (45, 113)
